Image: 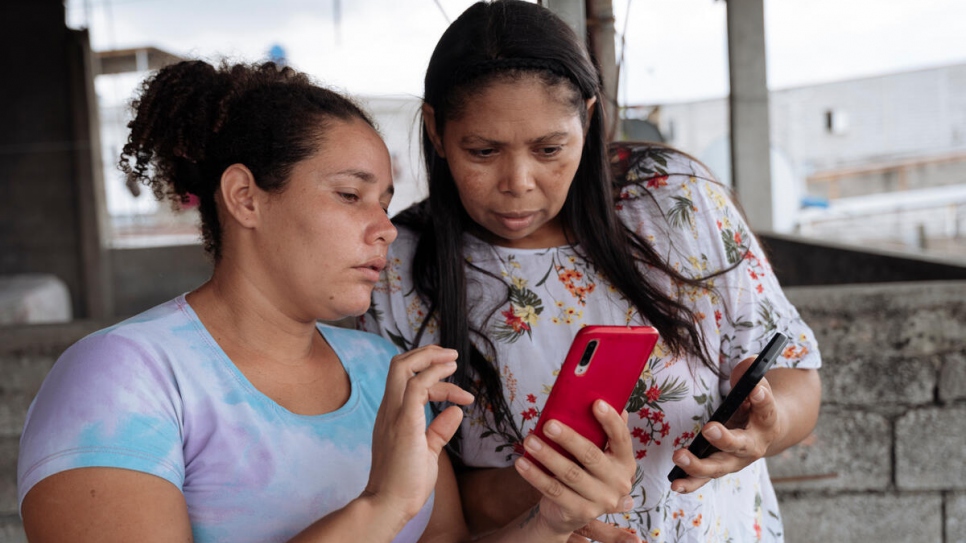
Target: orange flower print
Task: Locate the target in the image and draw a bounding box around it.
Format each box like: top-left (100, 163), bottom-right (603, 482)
top-left (692, 513), bottom-right (703, 527)
top-left (782, 344), bottom-right (810, 361)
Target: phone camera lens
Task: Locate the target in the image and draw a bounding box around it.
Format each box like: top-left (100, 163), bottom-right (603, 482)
top-left (578, 340), bottom-right (598, 367)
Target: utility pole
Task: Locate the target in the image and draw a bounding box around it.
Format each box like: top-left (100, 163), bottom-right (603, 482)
top-left (726, 0), bottom-right (774, 231)
top-left (585, 0), bottom-right (619, 141)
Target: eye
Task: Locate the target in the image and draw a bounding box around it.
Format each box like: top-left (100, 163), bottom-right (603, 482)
top-left (469, 148), bottom-right (496, 159)
top-left (537, 146), bottom-right (563, 158)
top-left (338, 192), bottom-right (360, 203)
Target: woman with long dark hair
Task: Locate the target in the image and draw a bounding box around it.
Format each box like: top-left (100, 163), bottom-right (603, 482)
top-left (361, 2), bottom-right (822, 541)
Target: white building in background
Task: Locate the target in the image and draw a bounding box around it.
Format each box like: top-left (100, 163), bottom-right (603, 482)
top-left (643, 62), bottom-right (966, 258)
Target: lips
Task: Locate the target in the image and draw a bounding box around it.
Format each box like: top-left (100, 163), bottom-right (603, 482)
top-left (354, 257), bottom-right (387, 282)
top-left (494, 211), bottom-right (537, 232)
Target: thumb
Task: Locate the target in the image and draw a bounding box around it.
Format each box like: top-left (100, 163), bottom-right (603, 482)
top-left (425, 405), bottom-right (464, 455)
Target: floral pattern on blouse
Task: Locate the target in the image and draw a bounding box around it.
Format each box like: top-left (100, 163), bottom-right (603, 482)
top-left (362, 144), bottom-right (821, 542)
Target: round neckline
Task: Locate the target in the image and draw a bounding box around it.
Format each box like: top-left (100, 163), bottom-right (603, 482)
top-left (463, 231), bottom-right (576, 255)
top-left (176, 294), bottom-right (360, 421)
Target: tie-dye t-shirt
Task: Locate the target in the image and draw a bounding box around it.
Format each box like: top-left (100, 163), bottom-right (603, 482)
top-left (18, 294), bottom-right (433, 543)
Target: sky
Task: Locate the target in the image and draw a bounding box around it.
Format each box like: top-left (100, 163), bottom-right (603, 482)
top-left (66, 0), bottom-right (966, 106)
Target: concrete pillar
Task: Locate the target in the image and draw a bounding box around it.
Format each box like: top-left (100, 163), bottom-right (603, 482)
top-left (542, 0), bottom-right (586, 38)
top-left (586, 0), bottom-right (620, 141)
top-left (726, 0), bottom-right (774, 231)
top-left (0, 0), bottom-right (110, 319)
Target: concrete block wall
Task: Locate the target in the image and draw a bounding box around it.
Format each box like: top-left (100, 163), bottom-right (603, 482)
top-left (1, 281), bottom-right (964, 541)
top-left (772, 280), bottom-right (966, 542)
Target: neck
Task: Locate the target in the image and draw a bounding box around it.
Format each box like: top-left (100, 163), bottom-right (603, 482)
top-left (186, 257), bottom-right (321, 365)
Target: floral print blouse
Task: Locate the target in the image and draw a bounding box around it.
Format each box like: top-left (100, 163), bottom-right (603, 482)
top-left (360, 144), bottom-right (821, 542)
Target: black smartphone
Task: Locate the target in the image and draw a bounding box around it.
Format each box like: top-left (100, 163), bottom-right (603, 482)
top-left (667, 332), bottom-right (789, 482)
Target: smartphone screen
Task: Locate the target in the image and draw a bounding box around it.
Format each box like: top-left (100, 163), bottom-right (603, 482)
top-left (667, 332), bottom-right (789, 482)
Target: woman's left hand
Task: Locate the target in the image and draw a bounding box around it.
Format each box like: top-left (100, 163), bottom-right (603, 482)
top-left (669, 360), bottom-right (821, 494)
top-left (513, 400), bottom-right (640, 538)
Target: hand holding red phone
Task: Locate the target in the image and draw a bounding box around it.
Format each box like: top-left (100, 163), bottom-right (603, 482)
top-left (513, 398), bottom-right (639, 538)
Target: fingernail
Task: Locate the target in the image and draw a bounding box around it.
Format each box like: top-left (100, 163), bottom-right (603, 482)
top-left (516, 457), bottom-right (532, 471)
top-left (676, 454), bottom-right (690, 467)
top-left (526, 436), bottom-right (543, 452)
top-left (596, 400), bottom-right (609, 414)
top-left (621, 495), bottom-right (635, 511)
top-left (752, 386), bottom-right (766, 401)
top-left (544, 421), bottom-right (561, 437)
top-left (672, 483), bottom-right (686, 494)
top-left (705, 426), bottom-right (721, 440)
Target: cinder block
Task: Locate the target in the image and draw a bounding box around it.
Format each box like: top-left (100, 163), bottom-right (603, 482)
top-left (779, 493), bottom-right (942, 543)
top-left (0, 355), bottom-right (58, 394)
top-left (788, 283), bottom-right (966, 359)
top-left (898, 308), bottom-right (966, 356)
top-left (896, 407), bottom-right (966, 490)
top-left (819, 353), bottom-right (935, 407)
top-left (769, 407), bottom-right (890, 491)
top-left (939, 352), bottom-right (966, 402)
top-left (0, 516), bottom-right (25, 543)
top-left (948, 492), bottom-right (966, 543)
top-left (0, 438), bottom-right (18, 516)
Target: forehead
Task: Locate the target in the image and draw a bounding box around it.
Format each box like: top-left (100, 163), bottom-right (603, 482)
top-left (445, 77), bottom-right (583, 136)
top-left (299, 119), bottom-right (392, 180)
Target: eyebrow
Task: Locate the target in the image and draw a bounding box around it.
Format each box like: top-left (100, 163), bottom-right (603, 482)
top-left (460, 131), bottom-right (572, 146)
top-left (335, 169), bottom-right (394, 197)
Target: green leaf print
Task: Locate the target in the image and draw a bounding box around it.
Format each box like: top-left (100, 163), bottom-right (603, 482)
top-left (385, 329), bottom-right (411, 352)
top-left (666, 196), bottom-right (694, 229)
top-left (492, 286), bottom-right (545, 343)
top-left (720, 227), bottom-right (749, 264)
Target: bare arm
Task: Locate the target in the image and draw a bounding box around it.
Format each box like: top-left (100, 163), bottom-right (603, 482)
top-left (22, 346), bottom-right (473, 543)
top-left (21, 468), bottom-right (193, 543)
top-left (669, 365), bottom-right (822, 493)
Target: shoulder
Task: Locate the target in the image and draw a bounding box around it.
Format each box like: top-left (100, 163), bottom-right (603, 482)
top-left (610, 142), bottom-right (749, 272)
top-left (610, 141), bottom-right (728, 213)
top-left (50, 297), bottom-right (194, 381)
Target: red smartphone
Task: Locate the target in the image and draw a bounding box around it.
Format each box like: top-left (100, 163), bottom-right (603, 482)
top-left (524, 325), bottom-right (659, 471)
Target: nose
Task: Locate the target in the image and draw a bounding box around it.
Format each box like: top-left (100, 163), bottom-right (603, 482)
top-left (499, 155), bottom-right (536, 196)
top-left (368, 207), bottom-right (398, 246)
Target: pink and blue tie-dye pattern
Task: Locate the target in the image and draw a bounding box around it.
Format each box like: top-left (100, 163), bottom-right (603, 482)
top-left (18, 295), bottom-right (433, 542)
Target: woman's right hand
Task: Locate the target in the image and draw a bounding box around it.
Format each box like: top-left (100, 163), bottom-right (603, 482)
top-left (363, 345), bottom-right (474, 526)
top-left (513, 400), bottom-right (640, 540)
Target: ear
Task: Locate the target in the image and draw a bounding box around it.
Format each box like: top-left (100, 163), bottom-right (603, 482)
top-left (219, 163), bottom-right (259, 229)
top-left (422, 103), bottom-right (446, 158)
top-left (584, 96), bottom-right (598, 135)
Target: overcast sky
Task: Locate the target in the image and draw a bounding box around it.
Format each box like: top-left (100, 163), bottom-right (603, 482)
top-left (66, 0), bottom-right (966, 105)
